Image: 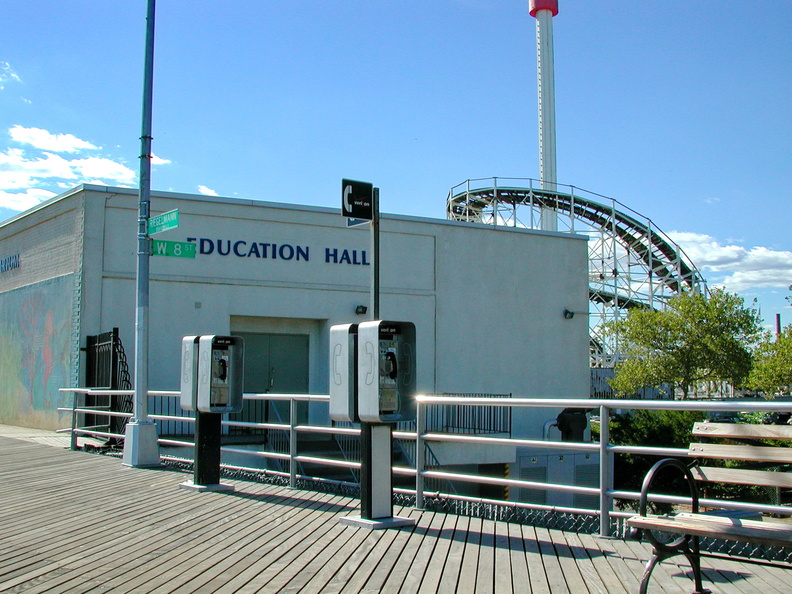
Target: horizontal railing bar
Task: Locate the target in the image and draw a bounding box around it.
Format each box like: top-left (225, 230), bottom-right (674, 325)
top-left (421, 469), bottom-right (600, 496)
top-left (72, 429), bottom-right (124, 439)
top-left (57, 407), bottom-right (132, 418)
top-left (416, 395), bottom-right (792, 412)
top-left (422, 432), bottom-right (599, 452)
top-left (222, 447), bottom-right (290, 461)
top-left (158, 438), bottom-right (192, 448)
top-left (294, 455), bottom-right (359, 469)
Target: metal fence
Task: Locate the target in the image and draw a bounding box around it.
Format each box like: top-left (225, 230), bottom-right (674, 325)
top-left (59, 388), bottom-right (792, 558)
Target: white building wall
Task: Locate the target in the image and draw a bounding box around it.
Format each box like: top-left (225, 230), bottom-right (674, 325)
top-left (2, 185), bottom-right (589, 439)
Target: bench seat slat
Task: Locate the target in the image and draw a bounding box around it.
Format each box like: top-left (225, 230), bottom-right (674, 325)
top-left (627, 513), bottom-right (792, 548)
top-left (688, 442), bottom-right (792, 464)
top-left (691, 465), bottom-right (792, 488)
top-left (693, 422), bottom-right (792, 441)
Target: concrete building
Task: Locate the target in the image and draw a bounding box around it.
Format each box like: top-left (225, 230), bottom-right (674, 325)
top-left (0, 184), bottom-right (590, 494)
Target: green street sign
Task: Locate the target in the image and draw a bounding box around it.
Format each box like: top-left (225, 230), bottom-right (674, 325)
top-left (151, 239), bottom-right (196, 258)
top-left (147, 209), bottom-right (179, 235)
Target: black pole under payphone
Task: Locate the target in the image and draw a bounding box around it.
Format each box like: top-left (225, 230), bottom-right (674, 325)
top-left (193, 411), bottom-right (223, 487)
top-left (359, 187), bottom-right (381, 521)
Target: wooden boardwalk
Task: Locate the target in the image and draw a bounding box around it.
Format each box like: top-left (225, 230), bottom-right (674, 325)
top-left (1, 430), bottom-right (790, 593)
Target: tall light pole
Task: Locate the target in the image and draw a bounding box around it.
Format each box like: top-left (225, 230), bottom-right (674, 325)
top-left (123, 0), bottom-right (160, 467)
top-left (530, 0), bottom-right (559, 231)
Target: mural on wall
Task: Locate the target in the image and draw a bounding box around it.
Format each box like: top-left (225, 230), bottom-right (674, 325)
top-left (0, 275), bottom-right (74, 429)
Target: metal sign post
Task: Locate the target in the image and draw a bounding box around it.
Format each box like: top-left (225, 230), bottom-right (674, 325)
top-left (339, 180), bottom-right (414, 529)
top-left (123, 0), bottom-right (160, 468)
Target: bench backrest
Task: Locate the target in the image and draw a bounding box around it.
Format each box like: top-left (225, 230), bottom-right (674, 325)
top-left (688, 422), bottom-right (792, 489)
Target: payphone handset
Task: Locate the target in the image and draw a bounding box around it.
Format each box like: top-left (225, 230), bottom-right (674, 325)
top-left (357, 320), bottom-right (416, 423)
top-left (196, 335), bottom-right (244, 413)
top-left (329, 324), bottom-right (358, 422)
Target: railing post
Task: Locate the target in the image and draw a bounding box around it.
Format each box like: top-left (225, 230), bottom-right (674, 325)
top-left (415, 399), bottom-right (426, 509)
top-left (70, 389), bottom-right (79, 451)
top-left (289, 397), bottom-right (297, 489)
top-left (599, 404), bottom-right (613, 537)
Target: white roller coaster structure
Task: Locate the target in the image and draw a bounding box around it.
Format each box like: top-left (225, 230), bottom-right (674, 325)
top-left (446, 178), bottom-right (708, 368)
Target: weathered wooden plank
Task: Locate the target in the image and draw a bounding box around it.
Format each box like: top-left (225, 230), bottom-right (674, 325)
top-left (413, 510), bottom-right (459, 594)
top-left (168, 493), bottom-right (349, 594)
top-left (492, 520), bottom-right (513, 594)
top-left (378, 509), bottom-right (438, 593)
top-left (691, 465), bottom-right (792, 488)
top-left (628, 514), bottom-right (792, 548)
top-left (456, 516), bottom-right (484, 594)
top-left (354, 508), bottom-right (422, 592)
top-left (520, 524), bottom-right (551, 594)
top-left (317, 522), bottom-right (388, 593)
top-left (533, 526), bottom-right (570, 593)
top-left (233, 502), bottom-right (355, 594)
top-left (570, 533), bottom-right (629, 594)
top-left (282, 513), bottom-right (375, 593)
top-left (505, 522), bottom-right (533, 594)
top-left (562, 531), bottom-right (623, 594)
top-left (693, 422), bottom-right (792, 441)
top-left (474, 518), bottom-right (496, 594)
top-left (35, 484), bottom-right (318, 594)
top-left (547, 528), bottom-right (590, 593)
top-left (435, 514), bottom-right (470, 594)
top-left (689, 442), bottom-right (792, 464)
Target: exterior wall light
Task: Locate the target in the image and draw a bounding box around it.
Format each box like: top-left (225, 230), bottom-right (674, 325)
top-left (563, 309), bottom-right (589, 319)
top-left (355, 305), bottom-right (368, 315)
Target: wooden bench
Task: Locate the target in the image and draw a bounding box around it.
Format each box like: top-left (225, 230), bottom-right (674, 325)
top-left (627, 422), bottom-right (792, 594)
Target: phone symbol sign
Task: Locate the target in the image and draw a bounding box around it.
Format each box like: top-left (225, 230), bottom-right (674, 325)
top-left (341, 179), bottom-right (373, 220)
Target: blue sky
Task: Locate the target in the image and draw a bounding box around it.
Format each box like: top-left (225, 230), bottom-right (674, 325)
top-left (1, 1), bottom-right (790, 327)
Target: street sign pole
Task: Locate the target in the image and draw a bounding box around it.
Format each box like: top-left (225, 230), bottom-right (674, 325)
top-left (371, 187), bottom-right (379, 320)
top-left (124, 0), bottom-right (160, 468)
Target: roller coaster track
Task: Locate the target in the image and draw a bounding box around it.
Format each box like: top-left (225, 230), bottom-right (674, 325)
top-left (447, 178), bottom-right (707, 366)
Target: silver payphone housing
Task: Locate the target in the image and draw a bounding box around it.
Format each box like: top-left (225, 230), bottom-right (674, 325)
top-left (180, 335), bottom-right (244, 413)
top-left (357, 320), bottom-right (416, 423)
top-left (329, 323), bottom-right (358, 422)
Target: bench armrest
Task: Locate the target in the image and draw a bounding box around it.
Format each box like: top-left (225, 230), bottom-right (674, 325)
top-left (630, 457), bottom-right (700, 550)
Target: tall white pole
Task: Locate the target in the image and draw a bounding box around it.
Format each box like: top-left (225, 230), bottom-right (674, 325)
top-left (123, 0), bottom-right (160, 467)
top-left (530, 0), bottom-right (559, 231)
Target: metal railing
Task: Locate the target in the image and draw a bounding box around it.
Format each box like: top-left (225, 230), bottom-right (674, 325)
top-left (59, 388), bottom-right (792, 539)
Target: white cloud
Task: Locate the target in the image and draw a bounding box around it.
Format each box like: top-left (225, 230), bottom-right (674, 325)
top-left (0, 62), bottom-right (22, 90)
top-left (0, 124), bottom-right (138, 213)
top-left (0, 188), bottom-right (56, 211)
top-left (151, 153), bottom-right (171, 165)
top-left (669, 231), bottom-right (792, 292)
top-left (9, 125), bottom-right (99, 153)
top-left (0, 148), bottom-right (136, 191)
top-left (197, 185), bottom-right (218, 196)
top-left (69, 156), bottom-right (136, 184)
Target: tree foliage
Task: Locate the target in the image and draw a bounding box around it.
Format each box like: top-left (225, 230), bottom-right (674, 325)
top-left (748, 326), bottom-right (792, 396)
top-left (607, 288), bottom-right (761, 398)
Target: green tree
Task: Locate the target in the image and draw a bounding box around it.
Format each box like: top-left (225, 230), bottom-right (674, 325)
top-left (608, 288), bottom-right (761, 398)
top-left (748, 326), bottom-right (792, 396)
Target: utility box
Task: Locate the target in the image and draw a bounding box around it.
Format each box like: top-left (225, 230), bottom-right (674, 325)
top-left (180, 335), bottom-right (244, 413)
top-left (357, 320), bottom-right (416, 423)
top-left (329, 323), bottom-right (358, 422)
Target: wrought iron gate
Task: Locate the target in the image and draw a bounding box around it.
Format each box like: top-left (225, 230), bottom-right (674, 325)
top-left (85, 328), bottom-right (132, 442)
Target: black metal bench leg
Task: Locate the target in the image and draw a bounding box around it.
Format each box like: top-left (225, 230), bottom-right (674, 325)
top-left (639, 551), bottom-right (663, 594)
top-left (685, 537), bottom-right (711, 594)
top-left (639, 543), bottom-right (711, 594)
